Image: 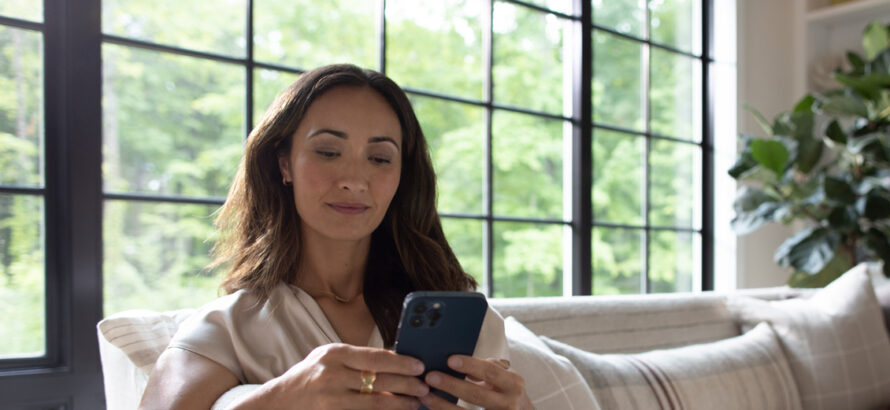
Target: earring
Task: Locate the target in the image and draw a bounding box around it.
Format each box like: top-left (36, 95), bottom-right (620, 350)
top-left (282, 176), bottom-right (291, 186)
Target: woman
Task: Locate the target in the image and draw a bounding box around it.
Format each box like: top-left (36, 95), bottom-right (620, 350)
top-left (139, 64), bottom-right (532, 410)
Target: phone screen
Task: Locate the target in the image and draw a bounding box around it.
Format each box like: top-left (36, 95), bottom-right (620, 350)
top-left (394, 291), bottom-right (488, 405)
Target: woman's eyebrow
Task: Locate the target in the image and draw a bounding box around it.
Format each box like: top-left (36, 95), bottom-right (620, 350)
top-left (369, 136), bottom-right (400, 151)
top-left (308, 128), bottom-right (347, 139)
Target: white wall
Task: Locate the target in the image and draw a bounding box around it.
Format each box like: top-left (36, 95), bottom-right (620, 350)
top-left (734, 0), bottom-right (801, 288)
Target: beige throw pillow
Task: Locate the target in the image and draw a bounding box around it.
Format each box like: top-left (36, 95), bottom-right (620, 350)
top-left (542, 322), bottom-right (802, 410)
top-left (504, 316), bottom-right (601, 409)
top-left (727, 264), bottom-right (890, 410)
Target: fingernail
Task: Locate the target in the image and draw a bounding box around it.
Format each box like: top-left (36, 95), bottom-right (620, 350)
top-left (417, 383), bottom-right (430, 396)
top-left (427, 373), bottom-right (441, 386)
top-left (412, 360), bottom-right (424, 374)
top-left (449, 356), bottom-right (463, 369)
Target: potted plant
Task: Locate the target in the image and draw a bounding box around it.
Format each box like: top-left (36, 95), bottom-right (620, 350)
top-left (729, 22), bottom-right (890, 287)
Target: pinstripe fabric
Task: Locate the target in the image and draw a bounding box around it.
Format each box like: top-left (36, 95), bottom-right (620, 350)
top-left (542, 323), bottom-right (803, 410)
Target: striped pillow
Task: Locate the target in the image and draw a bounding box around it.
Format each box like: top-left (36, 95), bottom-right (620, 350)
top-left (542, 322), bottom-right (802, 410)
top-left (728, 264), bottom-right (890, 410)
top-left (98, 309), bottom-right (195, 375)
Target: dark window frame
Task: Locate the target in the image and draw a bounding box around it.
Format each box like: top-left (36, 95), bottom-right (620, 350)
top-left (0, 0), bottom-right (714, 406)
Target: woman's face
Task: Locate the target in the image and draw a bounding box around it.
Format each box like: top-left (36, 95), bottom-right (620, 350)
top-left (279, 86), bottom-right (402, 244)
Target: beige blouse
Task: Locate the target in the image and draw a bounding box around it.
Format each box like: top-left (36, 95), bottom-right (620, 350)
top-left (168, 282), bottom-right (509, 401)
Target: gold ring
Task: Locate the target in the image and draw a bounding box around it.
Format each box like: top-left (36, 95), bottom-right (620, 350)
top-left (360, 370), bottom-right (376, 394)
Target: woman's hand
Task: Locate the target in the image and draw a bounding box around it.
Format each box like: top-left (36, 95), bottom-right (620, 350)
top-left (238, 343), bottom-right (429, 410)
top-left (420, 356), bottom-right (533, 410)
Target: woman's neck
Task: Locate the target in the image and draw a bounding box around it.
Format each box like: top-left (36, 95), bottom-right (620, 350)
top-left (296, 232), bottom-right (370, 299)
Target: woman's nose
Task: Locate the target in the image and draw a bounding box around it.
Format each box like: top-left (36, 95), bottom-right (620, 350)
top-left (337, 161), bottom-right (368, 192)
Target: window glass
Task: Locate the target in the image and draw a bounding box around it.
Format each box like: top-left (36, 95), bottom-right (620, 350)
top-left (387, 0), bottom-right (484, 99)
top-left (592, 30), bottom-right (644, 131)
top-left (102, 0), bottom-right (246, 57)
top-left (411, 95), bottom-right (484, 215)
top-left (103, 200), bottom-right (221, 315)
top-left (441, 217), bottom-right (484, 291)
top-left (254, 0), bottom-right (376, 70)
top-left (0, 1), bottom-right (42, 22)
top-left (493, 222), bottom-right (563, 298)
top-left (0, 194), bottom-right (44, 357)
top-left (649, 0), bottom-right (701, 54)
top-left (253, 68), bottom-right (300, 128)
top-left (649, 139), bottom-right (700, 229)
top-left (492, 111), bottom-right (565, 219)
top-left (493, 1), bottom-right (568, 115)
top-left (0, 26), bottom-right (43, 187)
top-left (650, 48), bottom-right (701, 141)
top-left (102, 44), bottom-right (244, 198)
top-left (592, 227), bottom-right (643, 294)
top-left (592, 128), bottom-right (644, 225)
top-left (592, 0), bottom-right (644, 37)
top-left (516, 0), bottom-right (573, 15)
top-left (649, 230), bottom-right (696, 293)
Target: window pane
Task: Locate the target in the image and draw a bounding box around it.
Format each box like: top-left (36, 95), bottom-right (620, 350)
top-left (592, 129), bottom-right (644, 225)
top-left (102, 0), bottom-right (246, 57)
top-left (102, 44), bottom-right (244, 198)
top-left (441, 217), bottom-right (484, 292)
top-left (492, 111), bottom-right (564, 219)
top-left (515, 0), bottom-right (573, 15)
top-left (253, 68), bottom-right (300, 127)
top-left (593, 30), bottom-right (644, 131)
top-left (493, 222), bottom-right (563, 298)
top-left (0, 194), bottom-right (44, 357)
top-left (411, 96), bottom-right (484, 215)
top-left (650, 49), bottom-right (701, 141)
top-left (592, 227), bottom-right (642, 295)
top-left (0, 1), bottom-right (42, 22)
top-left (649, 0), bottom-right (701, 55)
top-left (593, 0), bottom-right (644, 37)
top-left (0, 26), bottom-right (43, 187)
top-left (493, 2), bottom-right (568, 114)
top-left (387, 0), bottom-right (484, 99)
top-left (254, 0), bottom-right (376, 70)
top-left (650, 230), bottom-right (697, 293)
top-left (103, 200), bottom-right (221, 315)
top-left (650, 140), bottom-right (700, 229)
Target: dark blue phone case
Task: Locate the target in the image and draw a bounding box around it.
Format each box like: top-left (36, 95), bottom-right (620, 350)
top-left (394, 291), bottom-right (488, 408)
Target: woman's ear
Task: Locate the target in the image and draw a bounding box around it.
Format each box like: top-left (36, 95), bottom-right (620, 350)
top-left (278, 154), bottom-right (292, 184)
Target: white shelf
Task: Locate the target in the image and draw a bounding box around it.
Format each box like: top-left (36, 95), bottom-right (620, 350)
top-left (807, 0), bottom-right (890, 27)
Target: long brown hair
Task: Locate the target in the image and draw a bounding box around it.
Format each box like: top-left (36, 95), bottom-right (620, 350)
top-left (213, 64), bottom-right (476, 346)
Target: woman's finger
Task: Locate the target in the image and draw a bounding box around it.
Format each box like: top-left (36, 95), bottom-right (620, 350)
top-left (425, 371), bottom-right (506, 409)
top-left (419, 390), bottom-right (465, 410)
top-left (315, 344), bottom-right (424, 376)
top-left (448, 355), bottom-right (524, 395)
top-left (347, 369), bottom-right (430, 397)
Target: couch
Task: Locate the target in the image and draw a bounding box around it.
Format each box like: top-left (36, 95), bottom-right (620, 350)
top-left (98, 264), bottom-right (890, 409)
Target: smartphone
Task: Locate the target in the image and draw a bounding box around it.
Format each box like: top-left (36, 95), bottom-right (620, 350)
top-left (394, 291), bottom-right (488, 406)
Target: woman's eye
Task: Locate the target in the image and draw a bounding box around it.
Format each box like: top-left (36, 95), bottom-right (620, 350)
top-left (370, 156), bottom-right (391, 164)
top-left (316, 150), bottom-right (339, 158)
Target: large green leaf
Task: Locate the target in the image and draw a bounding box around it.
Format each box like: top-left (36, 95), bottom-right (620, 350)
top-left (796, 137), bottom-right (824, 174)
top-left (731, 186), bottom-right (782, 235)
top-left (793, 95), bottom-right (816, 114)
top-left (827, 206), bottom-right (858, 232)
top-left (786, 251), bottom-right (852, 288)
top-left (823, 176), bottom-right (857, 204)
top-left (865, 228), bottom-right (890, 277)
top-left (857, 193), bottom-right (890, 220)
top-left (820, 94), bottom-right (869, 118)
top-left (834, 73), bottom-right (890, 101)
top-left (750, 139), bottom-right (789, 178)
top-left (863, 22), bottom-right (890, 61)
top-left (824, 120), bottom-right (847, 143)
top-left (847, 51), bottom-right (866, 75)
top-left (774, 227), bottom-right (840, 274)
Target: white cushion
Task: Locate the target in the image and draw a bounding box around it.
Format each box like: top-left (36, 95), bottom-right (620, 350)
top-left (543, 322), bottom-right (802, 410)
top-left (504, 317), bottom-right (601, 409)
top-left (727, 264), bottom-right (890, 410)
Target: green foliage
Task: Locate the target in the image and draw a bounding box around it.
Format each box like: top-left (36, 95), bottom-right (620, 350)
top-left (729, 21), bottom-right (890, 285)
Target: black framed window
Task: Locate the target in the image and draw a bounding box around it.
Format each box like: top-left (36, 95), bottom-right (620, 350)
top-left (0, 0), bottom-right (720, 406)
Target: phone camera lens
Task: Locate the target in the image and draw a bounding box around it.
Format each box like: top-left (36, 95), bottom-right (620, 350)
top-left (409, 315), bottom-right (424, 328)
top-left (413, 303), bottom-right (427, 314)
top-left (428, 309), bottom-right (441, 321)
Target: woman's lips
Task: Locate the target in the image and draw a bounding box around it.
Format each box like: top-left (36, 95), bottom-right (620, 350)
top-left (327, 203), bottom-right (370, 214)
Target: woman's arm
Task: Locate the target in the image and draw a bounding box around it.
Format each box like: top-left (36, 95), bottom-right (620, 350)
top-left (139, 348), bottom-right (239, 410)
top-left (139, 343), bottom-right (431, 410)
